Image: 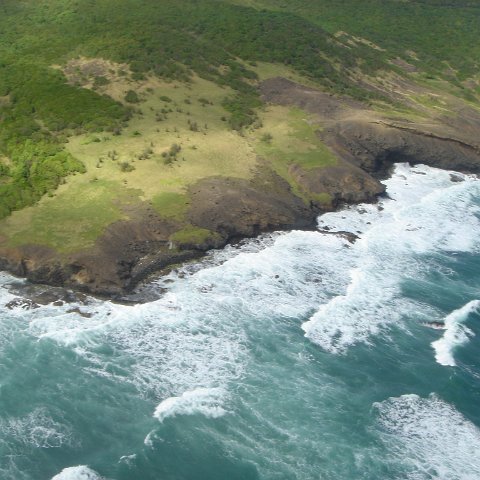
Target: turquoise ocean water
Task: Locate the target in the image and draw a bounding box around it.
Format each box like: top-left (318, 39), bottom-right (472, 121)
top-left (1, 163), bottom-right (480, 480)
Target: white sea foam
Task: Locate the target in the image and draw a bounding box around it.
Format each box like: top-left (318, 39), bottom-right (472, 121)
top-left (153, 387), bottom-right (227, 423)
top-left (51, 466), bottom-right (105, 480)
top-left (17, 226), bottom-right (354, 402)
top-left (0, 408), bottom-right (72, 449)
top-left (21, 282), bottom-right (247, 402)
top-left (374, 393), bottom-right (480, 479)
top-left (431, 300), bottom-right (480, 366)
top-left (0, 274), bottom-right (30, 354)
top-left (143, 430), bottom-right (156, 447)
top-left (303, 164), bottom-right (480, 353)
top-left (302, 261), bottom-right (401, 353)
top-left (3, 164), bottom-right (477, 404)
top-left (118, 454), bottom-right (136, 465)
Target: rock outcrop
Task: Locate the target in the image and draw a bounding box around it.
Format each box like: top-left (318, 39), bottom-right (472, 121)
top-left (326, 120), bottom-right (480, 178)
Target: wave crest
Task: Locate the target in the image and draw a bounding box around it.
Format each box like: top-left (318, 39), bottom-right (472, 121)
top-left (431, 300), bottom-right (480, 366)
top-left (51, 466), bottom-right (104, 480)
top-left (153, 387), bottom-right (227, 423)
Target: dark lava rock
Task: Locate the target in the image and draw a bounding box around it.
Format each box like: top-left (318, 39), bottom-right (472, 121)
top-left (5, 298), bottom-right (40, 310)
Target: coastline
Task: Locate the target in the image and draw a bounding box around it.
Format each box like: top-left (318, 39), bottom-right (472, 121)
top-left (2, 77), bottom-right (480, 300)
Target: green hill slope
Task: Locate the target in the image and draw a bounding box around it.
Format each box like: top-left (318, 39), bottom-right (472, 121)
top-left (1, 0), bottom-right (480, 294)
top-left (229, 0), bottom-right (480, 80)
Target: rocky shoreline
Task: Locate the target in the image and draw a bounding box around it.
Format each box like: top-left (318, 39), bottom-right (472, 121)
top-left (2, 77), bottom-right (480, 300)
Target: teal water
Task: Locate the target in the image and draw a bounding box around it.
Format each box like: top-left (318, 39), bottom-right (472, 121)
top-left (1, 163), bottom-right (480, 480)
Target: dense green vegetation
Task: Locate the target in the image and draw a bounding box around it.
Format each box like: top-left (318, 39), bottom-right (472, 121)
top-left (1, 0), bottom-right (480, 219)
top-left (230, 0), bottom-right (480, 81)
top-left (0, 61), bottom-right (128, 218)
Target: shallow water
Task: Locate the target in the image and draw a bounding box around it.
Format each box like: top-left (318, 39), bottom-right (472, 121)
top-left (1, 163), bottom-right (480, 480)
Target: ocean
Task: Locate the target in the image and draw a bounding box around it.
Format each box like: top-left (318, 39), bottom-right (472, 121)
top-left (1, 163), bottom-right (479, 480)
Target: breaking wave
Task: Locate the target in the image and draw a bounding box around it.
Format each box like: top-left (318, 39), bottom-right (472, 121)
top-left (153, 387), bottom-right (227, 423)
top-left (431, 300), bottom-right (480, 366)
top-left (51, 466), bottom-right (105, 480)
top-left (303, 164), bottom-right (480, 353)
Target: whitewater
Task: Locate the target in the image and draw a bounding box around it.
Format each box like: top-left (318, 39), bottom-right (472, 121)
top-left (1, 163), bottom-right (480, 479)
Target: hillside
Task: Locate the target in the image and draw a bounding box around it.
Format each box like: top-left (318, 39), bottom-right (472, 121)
top-left (1, 0), bottom-right (480, 297)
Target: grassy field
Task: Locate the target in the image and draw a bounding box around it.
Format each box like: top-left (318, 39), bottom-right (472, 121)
top-left (252, 62), bottom-right (320, 88)
top-left (248, 106), bottom-right (337, 202)
top-left (66, 75), bottom-right (257, 198)
top-left (252, 107), bottom-right (336, 170)
top-left (0, 64), bottom-right (339, 251)
top-left (0, 179), bottom-right (136, 253)
top-left (170, 225), bottom-right (222, 245)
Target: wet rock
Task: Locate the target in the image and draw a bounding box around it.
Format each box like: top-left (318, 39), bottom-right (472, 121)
top-left (5, 298), bottom-right (40, 310)
top-left (7, 283), bottom-right (90, 306)
top-left (450, 173), bottom-right (465, 182)
top-left (66, 307), bottom-right (93, 318)
top-left (318, 229), bottom-right (360, 243)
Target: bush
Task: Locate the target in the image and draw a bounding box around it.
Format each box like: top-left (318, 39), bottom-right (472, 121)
top-left (261, 132), bottom-right (273, 143)
top-left (93, 76), bottom-right (110, 88)
top-left (124, 90), bottom-right (140, 104)
top-left (119, 162), bottom-right (135, 172)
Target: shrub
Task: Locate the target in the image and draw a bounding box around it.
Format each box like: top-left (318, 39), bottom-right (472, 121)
top-left (119, 162), bottom-right (135, 172)
top-left (93, 76), bottom-right (109, 88)
top-left (261, 132), bottom-right (273, 143)
top-left (124, 90), bottom-right (140, 104)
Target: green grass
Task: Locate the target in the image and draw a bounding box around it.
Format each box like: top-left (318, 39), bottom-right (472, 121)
top-left (0, 179), bottom-right (138, 253)
top-left (252, 62), bottom-right (323, 89)
top-left (371, 101), bottom-right (428, 122)
top-left (311, 192), bottom-right (332, 206)
top-left (249, 105), bottom-right (337, 204)
top-left (169, 225), bottom-right (221, 246)
top-left (66, 76), bottom-right (257, 200)
top-left (0, 82), bottom-right (340, 254)
top-left (151, 192), bottom-right (190, 221)
top-left (0, 77), bottom-right (258, 253)
top-left (253, 106), bottom-right (336, 169)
